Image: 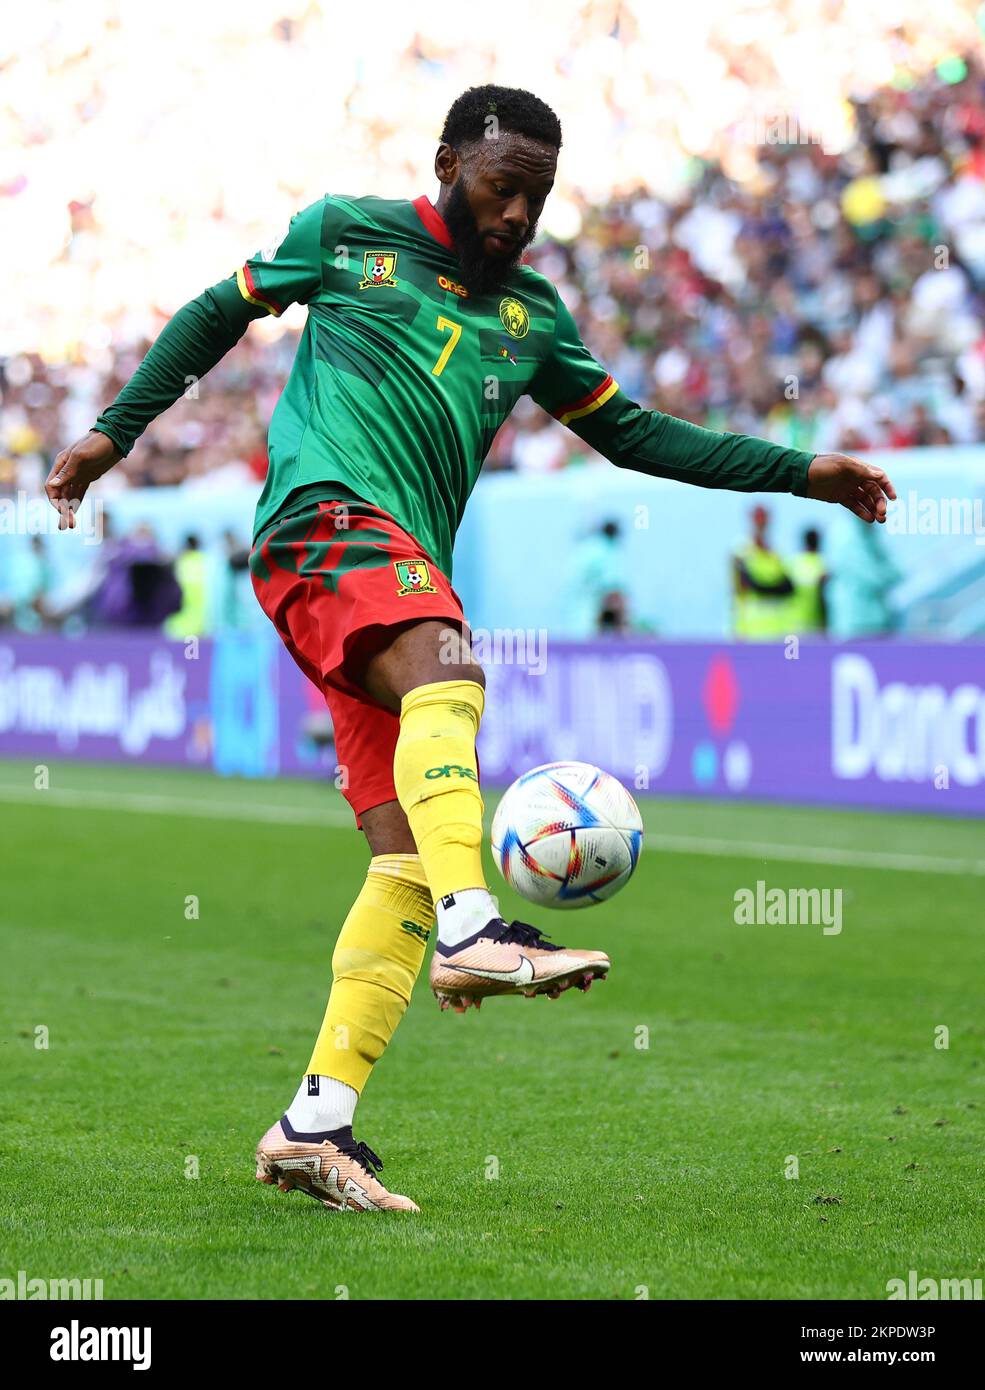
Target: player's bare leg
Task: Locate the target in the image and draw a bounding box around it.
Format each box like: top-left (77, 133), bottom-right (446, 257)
top-left (360, 799), bottom-right (418, 855)
top-left (360, 619), bottom-right (610, 1011)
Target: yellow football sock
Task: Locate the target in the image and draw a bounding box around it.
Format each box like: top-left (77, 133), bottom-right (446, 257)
top-left (392, 679), bottom-right (487, 903)
top-left (306, 854), bottom-right (433, 1092)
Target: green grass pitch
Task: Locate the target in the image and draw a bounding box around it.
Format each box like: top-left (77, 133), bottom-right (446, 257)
top-left (1, 758), bottom-right (982, 1300)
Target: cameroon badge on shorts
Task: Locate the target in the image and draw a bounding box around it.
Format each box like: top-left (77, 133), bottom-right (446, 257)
top-left (394, 559), bottom-right (437, 595)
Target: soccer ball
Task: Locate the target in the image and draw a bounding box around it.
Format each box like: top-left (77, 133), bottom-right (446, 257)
top-left (491, 761), bottom-right (643, 909)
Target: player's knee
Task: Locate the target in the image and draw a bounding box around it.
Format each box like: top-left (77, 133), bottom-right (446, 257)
top-left (425, 620), bottom-right (484, 684)
top-left (411, 620), bottom-right (486, 690)
top-left (445, 660), bottom-right (485, 690)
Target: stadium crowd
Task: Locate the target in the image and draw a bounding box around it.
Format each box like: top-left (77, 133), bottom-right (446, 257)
top-left (2, 4), bottom-right (984, 637)
top-left (4, 44), bottom-right (985, 499)
top-left (484, 45), bottom-right (985, 468)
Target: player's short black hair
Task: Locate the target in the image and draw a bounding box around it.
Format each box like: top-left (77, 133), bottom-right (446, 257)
top-left (440, 84), bottom-right (562, 152)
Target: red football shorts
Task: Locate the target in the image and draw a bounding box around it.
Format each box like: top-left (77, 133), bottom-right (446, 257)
top-left (250, 497), bottom-right (469, 825)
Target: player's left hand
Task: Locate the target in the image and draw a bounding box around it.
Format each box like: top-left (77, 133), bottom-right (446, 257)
top-left (806, 453), bottom-right (896, 523)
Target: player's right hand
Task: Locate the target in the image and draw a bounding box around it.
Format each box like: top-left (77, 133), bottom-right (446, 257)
top-left (45, 430), bottom-right (122, 530)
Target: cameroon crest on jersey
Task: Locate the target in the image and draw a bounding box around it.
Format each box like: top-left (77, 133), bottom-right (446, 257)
top-left (394, 559), bottom-right (437, 595)
top-left (359, 250), bottom-right (399, 288)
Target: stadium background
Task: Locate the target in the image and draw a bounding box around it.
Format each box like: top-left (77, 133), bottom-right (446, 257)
top-left (2, 0), bottom-right (985, 1303)
top-left (4, 0), bottom-right (985, 814)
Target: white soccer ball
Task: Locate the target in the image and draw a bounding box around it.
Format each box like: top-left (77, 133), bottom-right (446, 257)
top-left (490, 761), bottom-right (643, 909)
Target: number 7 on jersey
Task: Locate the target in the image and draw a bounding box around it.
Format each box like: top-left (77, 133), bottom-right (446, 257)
top-left (431, 315), bottom-right (462, 376)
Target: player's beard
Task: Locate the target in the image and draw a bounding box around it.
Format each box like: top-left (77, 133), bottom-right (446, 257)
top-left (444, 179), bottom-right (536, 296)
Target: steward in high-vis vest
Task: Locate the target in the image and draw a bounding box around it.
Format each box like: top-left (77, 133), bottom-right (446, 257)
top-left (165, 534), bottom-right (209, 637)
top-left (785, 528), bottom-right (828, 634)
top-left (732, 505), bottom-right (794, 641)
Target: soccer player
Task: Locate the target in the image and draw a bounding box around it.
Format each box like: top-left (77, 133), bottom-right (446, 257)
top-left (46, 85), bottom-right (896, 1213)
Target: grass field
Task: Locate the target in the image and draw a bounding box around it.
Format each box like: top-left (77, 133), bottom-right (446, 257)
top-left (1, 757), bottom-right (982, 1300)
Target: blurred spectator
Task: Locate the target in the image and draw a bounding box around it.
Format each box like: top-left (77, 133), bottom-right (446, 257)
top-left (165, 533), bottom-right (209, 638)
top-left (89, 523), bottom-right (182, 629)
top-left (785, 526), bottom-right (829, 634)
top-left (732, 505), bottom-right (793, 640)
top-left (568, 518), bottom-right (631, 637)
top-left (217, 530), bottom-right (264, 631)
top-left (826, 515), bottom-right (903, 638)
top-left (511, 409), bottom-right (571, 473)
top-left (0, 535), bottom-right (51, 631)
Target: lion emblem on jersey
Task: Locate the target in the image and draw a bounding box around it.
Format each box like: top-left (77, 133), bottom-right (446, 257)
top-left (359, 250), bottom-right (399, 289)
top-left (498, 297), bottom-right (529, 338)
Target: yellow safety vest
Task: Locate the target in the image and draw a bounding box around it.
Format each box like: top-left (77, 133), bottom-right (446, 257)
top-left (733, 545), bottom-right (791, 641)
top-left (785, 551), bottom-right (826, 633)
top-left (165, 550), bottom-right (209, 637)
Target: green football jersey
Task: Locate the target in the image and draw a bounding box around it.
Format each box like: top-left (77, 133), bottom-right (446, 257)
top-left (238, 193), bottom-right (624, 575)
top-left (93, 193), bottom-right (813, 579)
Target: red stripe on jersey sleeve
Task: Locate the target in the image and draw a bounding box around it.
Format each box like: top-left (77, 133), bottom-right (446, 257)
top-left (240, 263), bottom-right (284, 317)
top-left (551, 373), bottom-right (615, 420)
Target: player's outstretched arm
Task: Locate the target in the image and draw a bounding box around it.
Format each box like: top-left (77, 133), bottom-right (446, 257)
top-left (528, 292), bottom-right (896, 523)
top-left (556, 394), bottom-right (897, 525)
top-left (45, 277), bottom-right (259, 528)
top-left (46, 196), bottom-right (327, 530)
